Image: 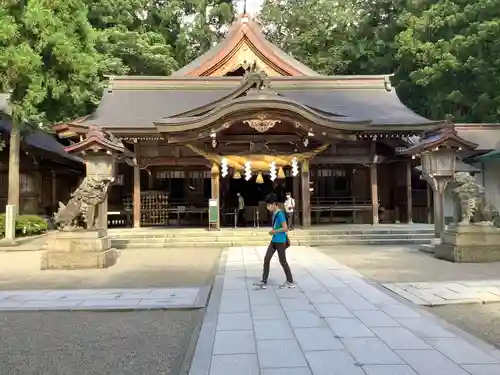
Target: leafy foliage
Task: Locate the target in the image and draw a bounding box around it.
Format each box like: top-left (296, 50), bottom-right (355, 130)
top-left (0, 0), bottom-right (103, 127)
top-left (0, 214), bottom-right (48, 237)
top-left (395, 0), bottom-right (500, 122)
top-left (259, 0), bottom-right (500, 122)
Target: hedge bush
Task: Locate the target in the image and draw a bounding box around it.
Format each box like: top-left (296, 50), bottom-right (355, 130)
top-left (0, 214), bottom-right (48, 238)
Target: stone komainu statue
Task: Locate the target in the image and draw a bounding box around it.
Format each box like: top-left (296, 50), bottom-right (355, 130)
top-left (54, 176), bottom-right (114, 231)
top-left (449, 172), bottom-right (498, 225)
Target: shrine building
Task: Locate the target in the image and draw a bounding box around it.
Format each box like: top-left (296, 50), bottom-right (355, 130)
top-left (54, 13), bottom-right (487, 229)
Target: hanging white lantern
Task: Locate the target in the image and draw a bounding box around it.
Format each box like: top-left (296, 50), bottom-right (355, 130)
top-left (244, 161), bottom-right (252, 181)
top-left (269, 161), bottom-right (277, 181)
top-left (291, 157), bottom-right (299, 177)
top-left (221, 158), bottom-right (228, 177)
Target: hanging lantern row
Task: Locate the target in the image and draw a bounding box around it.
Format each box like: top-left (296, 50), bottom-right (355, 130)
top-left (220, 158), bottom-right (300, 179)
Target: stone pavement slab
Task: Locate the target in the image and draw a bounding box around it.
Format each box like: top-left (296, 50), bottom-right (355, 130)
top-left (0, 286), bottom-right (209, 311)
top-left (382, 281), bottom-right (500, 306)
top-left (189, 246), bottom-right (500, 375)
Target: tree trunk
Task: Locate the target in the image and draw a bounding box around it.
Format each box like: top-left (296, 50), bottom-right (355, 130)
top-left (8, 124), bottom-right (20, 208)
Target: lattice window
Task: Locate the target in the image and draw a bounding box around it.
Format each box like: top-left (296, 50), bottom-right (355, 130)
top-left (20, 174), bottom-right (34, 193)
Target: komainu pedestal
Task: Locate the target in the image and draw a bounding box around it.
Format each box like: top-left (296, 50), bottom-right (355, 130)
top-left (41, 230), bottom-right (119, 270)
top-left (435, 225), bottom-right (500, 263)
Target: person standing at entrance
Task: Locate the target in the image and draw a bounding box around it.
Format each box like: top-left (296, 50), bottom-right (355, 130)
top-left (284, 192), bottom-right (295, 230)
top-left (237, 192), bottom-right (246, 227)
top-left (254, 193), bottom-right (295, 289)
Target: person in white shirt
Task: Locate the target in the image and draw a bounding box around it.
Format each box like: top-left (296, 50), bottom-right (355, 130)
top-left (284, 192), bottom-right (295, 230)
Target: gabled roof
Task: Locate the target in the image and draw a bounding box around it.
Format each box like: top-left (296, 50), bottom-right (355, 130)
top-left (400, 125), bottom-right (478, 155)
top-left (172, 13), bottom-right (319, 77)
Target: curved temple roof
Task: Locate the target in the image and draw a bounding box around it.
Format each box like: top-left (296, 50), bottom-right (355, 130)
top-left (62, 74), bottom-right (439, 135)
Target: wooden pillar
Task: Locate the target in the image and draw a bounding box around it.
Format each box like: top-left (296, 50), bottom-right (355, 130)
top-left (426, 184), bottom-right (433, 223)
top-left (211, 163), bottom-right (220, 229)
top-left (51, 171), bottom-right (57, 207)
top-left (133, 142), bottom-right (141, 228)
top-left (370, 163), bottom-right (379, 225)
top-left (301, 159), bottom-right (311, 227)
top-left (293, 171), bottom-right (300, 225)
top-left (406, 159), bottom-right (413, 223)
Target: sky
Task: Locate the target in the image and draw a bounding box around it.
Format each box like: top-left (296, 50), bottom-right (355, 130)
top-left (236, 0), bottom-right (265, 15)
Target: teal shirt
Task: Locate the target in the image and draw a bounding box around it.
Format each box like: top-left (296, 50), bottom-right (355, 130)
top-left (272, 210), bottom-right (287, 243)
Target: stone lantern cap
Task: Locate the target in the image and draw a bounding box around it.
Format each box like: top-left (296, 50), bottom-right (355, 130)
top-left (64, 125), bottom-right (134, 158)
top-left (399, 124), bottom-right (478, 156)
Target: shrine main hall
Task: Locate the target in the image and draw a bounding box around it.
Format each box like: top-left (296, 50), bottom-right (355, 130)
top-left (54, 14), bottom-right (465, 229)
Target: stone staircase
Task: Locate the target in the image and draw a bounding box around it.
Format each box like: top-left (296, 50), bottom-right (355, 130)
top-left (109, 224), bottom-right (434, 250)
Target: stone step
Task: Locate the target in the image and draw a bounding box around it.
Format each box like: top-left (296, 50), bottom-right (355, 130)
top-left (110, 230), bottom-right (434, 238)
top-left (114, 237), bottom-right (432, 249)
top-left (111, 233), bottom-right (433, 243)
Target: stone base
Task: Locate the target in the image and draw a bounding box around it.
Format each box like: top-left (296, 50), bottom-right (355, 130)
top-left (41, 249), bottom-right (119, 270)
top-left (435, 224), bottom-right (500, 263)
top-left (41, 230), bottom-right (119, 270)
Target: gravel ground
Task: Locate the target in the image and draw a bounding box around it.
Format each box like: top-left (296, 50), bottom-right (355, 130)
top-left (0, 310), bottom-right (201, 375)
top-left (0, 248), bottom-right (222, 290)
top-left (318, 245), bottom-right (500, 349)
top-left (0, 247), bottom-right (222, 375)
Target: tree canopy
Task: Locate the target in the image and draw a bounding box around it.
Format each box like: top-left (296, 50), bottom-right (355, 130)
top-left (259, 0), bottom-right (500, 122)
top-left (0, 0), bottom-right (103, 127)
top-left (1, 0), bottom-right (500, 125)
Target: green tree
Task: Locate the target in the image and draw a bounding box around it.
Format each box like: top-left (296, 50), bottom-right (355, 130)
top-left (395, 0), bottom-right (500, 122)
top-left (86, 0), bottom-right (236, 74)
top-left (0, 0), bottom-right (102, 211)
top-left (259, 0), bottom-right (361, 74)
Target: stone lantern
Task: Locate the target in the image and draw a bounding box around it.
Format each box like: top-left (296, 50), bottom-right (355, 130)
top-left (400, 125), bottom-right (477, 243)
top-left (41, 126), bottom-right (134, 270)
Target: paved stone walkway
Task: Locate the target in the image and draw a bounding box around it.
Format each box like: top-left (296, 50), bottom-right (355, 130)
top-left (0, 287), bottom-right (209, 311)
top-left (382, 281), bottom-right (500, 306)
top-left (189, 246), bottom-right (500, 375)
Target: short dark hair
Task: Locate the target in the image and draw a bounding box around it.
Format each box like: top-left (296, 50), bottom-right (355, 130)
top-left (265, 193), bottom-right (278, 204)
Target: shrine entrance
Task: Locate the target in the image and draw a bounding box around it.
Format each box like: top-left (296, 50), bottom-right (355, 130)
top-left (221, 168), bottom-right (297, 227)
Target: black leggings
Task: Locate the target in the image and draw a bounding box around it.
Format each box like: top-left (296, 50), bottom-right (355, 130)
top-left (262, 242), bottom-right (294, 283)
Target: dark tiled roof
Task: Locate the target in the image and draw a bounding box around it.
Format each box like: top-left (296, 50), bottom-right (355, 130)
top-left (282, 89), bottom-right (432, 125)
top-left (80, 84), bottom-right (435, 129)
top-left (84, 88), bottom-right (236, 128)
top-left (0, 116), bottom-right (81, 163)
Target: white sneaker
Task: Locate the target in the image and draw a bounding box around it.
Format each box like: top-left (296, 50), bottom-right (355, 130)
top-left (253, 281), bottom-right (267, 289)
top-left (279, 281), bottom-right (296, 289)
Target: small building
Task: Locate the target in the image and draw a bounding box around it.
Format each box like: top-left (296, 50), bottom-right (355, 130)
top-left (52, 14), bottom-right (500, 228)
top-left (0, 97), bottom-right (83, 216)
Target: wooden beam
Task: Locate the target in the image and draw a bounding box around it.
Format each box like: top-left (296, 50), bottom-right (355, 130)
top-left (370, 163), bottom-right (379, 225)
top-left (311, 156), bottom-right (372, 165)
top-left (301, 159), bottom-right (311, 227)
top-left (218, 134), bottom-right (303, 143)
top-left (406, 159), bottom-right (413, 223)
top-left (133, 142), bottom-right (141, 228)
top-left (139, 157), bottom-right (209, 168)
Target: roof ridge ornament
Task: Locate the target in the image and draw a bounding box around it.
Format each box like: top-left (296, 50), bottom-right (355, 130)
top-left (244, 61), bottom-right (271, 90)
